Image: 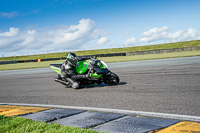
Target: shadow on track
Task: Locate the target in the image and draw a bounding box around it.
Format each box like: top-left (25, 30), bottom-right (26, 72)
top-left (76, 81), bottom-right (127, 90)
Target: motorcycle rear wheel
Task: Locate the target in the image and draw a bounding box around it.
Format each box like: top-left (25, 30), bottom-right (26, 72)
top-left (104, 72), bottom-right (119, 85)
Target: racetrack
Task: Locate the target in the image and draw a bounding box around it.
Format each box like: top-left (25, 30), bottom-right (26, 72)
top-left (0, 56), bottom-right (200, 116)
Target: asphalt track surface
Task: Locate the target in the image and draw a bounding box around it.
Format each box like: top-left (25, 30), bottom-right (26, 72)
top-left (0, 56), bottom-right (200, 116)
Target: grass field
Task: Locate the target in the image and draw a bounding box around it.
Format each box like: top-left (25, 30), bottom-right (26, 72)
top-left (0, 40), bottom-right (200, 61)
top-left (0, 115), bottom-right (101, 133)
top-left (0, 50), bottom-right (199, 71)
top-left (99, 50), bottom-right (200, 63)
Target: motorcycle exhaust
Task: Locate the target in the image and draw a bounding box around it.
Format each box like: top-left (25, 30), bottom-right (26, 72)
top-left (54, 78), bottom-right (70, 86)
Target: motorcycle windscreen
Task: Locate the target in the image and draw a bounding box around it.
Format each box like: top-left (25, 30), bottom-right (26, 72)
top-left (75, 61), bottom-right (88, 74)
top-left (94, 68), bottom-right (108, 74)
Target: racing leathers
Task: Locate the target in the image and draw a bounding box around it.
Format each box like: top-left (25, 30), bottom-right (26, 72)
top-left (61, 57), bottom-right (90, 89)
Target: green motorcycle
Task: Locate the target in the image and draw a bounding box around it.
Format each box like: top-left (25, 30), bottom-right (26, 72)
top-left (50, 58), bottom-right (119, 88)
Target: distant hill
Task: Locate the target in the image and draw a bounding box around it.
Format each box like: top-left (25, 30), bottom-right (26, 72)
top-left (0, 40), bottom-right (200, 61)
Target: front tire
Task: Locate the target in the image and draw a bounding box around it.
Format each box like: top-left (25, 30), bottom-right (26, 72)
top-left (104, 72), bottom-right (119, 85)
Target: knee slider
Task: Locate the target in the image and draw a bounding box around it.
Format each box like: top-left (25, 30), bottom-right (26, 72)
top-left (72, 82), bottom-right (79, 89)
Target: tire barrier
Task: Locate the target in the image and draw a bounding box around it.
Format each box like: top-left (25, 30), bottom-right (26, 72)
top-left (0, 60), bottom-right (18, 65)
top-left (16, 57), bottom-right (66, 64)
top-left (126, 46), bottom-right (200, 56)
top-left (79, 52), bottom-right (126, 59)
top-left (18, 59), bottom-right (38, 63)
top-left (41, 57), bottom-right (66, 61)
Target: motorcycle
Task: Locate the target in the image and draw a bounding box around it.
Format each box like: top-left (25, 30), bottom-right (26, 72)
top-left (50, 57), bottom-right (119, 88)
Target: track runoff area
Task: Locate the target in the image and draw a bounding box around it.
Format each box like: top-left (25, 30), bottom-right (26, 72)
top-left (0, 103), bottom-right (200, 133)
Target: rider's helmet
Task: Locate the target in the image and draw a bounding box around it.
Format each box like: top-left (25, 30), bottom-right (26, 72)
top-left (66, 53), bottom-right (78, 66)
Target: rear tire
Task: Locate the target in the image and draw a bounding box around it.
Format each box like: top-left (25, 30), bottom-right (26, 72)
top-left (104, 72), bottom-right (119, 85)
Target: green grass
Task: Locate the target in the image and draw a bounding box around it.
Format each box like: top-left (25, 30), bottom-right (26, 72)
top-left (0, 115), bottom-right (102, 133)
top-left (98, 50), bottom-right (200, 63)
top-left (0, 60), bottom-right (65, 71)
top-left (0, 50), bottom-right (200, 71)
top-left (0, 40), bottom-right (200, 61)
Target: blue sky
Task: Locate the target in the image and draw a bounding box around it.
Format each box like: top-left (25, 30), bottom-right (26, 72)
top-left (0, 0), bottom-right (200, 57)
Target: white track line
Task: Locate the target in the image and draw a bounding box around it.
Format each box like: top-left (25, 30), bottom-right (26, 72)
top-left (1, 103), bottom-right (200, 122)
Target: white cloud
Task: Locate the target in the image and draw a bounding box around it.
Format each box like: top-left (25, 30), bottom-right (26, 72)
top-left (142, 26), bottom-right (168, 37)
top-left (187, 28), bottom-right (199, 38)
top-left (123, 37), bottom-right (136, 46)
top-left (140, 26), bottom-right (200, 43)
top-left (0, 27), bottom-right (19, 36)
top-left (97, 37), bottom-right (109, 45)
top-left (168, 30), bottom-right (185, 41)
top-left (27, 30), bottom-right (36, 35)
top-left (168, 28), bottom-right (200, 42)
top-left (54, 18), bottom-right (96, 45)
top-left (140, 26), bottom-right (169, 42)
top-left (0, 12), bottom-right (19, 18)
top-left (0, 18), bottom-right (108, 56)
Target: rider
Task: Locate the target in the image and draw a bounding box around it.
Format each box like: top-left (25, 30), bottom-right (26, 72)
top-left (61, 53), bottom-right (90, 89)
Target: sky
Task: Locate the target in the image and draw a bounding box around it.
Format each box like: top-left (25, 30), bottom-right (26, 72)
top-left (0, 0), bottom-right (200, 57)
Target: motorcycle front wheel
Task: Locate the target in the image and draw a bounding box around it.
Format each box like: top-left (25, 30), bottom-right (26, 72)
top-left (103, 72), bottom-right (119, 85)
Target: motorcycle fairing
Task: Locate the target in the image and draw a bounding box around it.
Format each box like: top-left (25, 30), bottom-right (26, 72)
top-left (90, 72), bottom-right (102, 78)
top-left (75, 61), bottom-right (88, 74)
top-left (50, 64), bottom-right (62, 75)
top-left (93, 68), bottom-right (108, 74)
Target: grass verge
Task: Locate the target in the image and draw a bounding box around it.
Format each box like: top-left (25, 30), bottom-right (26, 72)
top-left (0, 40), bottom-right (200, 61)
top-left (0, 115), bottom-right (101, 133)
top-left (0, 60), bottom-right (65, 71)
top-left (98, 50), bottom-right (200, 63)
top-left (0, 50), bottom-right (200, 71)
